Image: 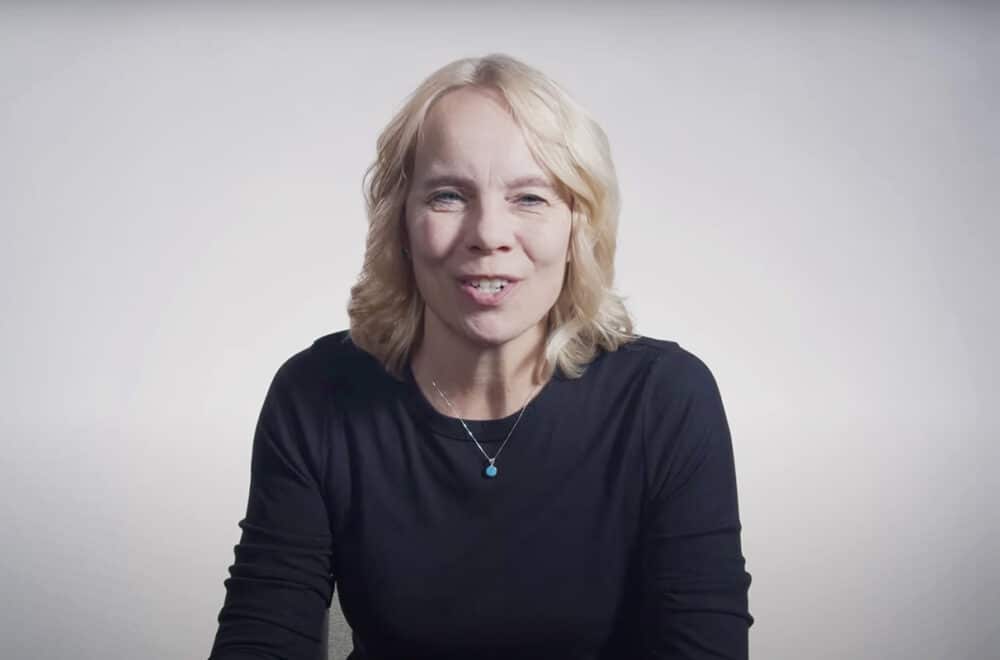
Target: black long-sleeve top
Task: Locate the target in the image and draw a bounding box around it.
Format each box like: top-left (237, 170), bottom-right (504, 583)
top-left (208, 330), bottom-right (753, 659)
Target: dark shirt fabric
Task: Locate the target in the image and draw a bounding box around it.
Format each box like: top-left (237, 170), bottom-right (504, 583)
top-left (208, 329), bottom-right (753, 660)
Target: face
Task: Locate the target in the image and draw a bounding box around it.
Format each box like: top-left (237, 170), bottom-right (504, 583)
top-left (403, 86), bottom-right (573, 350)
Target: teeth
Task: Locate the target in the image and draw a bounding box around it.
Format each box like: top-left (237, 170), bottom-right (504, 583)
top-left (470, 278), bottom-right (508, 291)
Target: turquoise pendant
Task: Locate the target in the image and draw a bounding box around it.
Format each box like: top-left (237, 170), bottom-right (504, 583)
top-left (484, 464), bottom-right (498, 478)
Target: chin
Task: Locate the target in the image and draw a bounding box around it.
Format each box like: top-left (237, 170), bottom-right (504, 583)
top-left (462, 325), bottom-right (514, 347)
top-left (460, 317), bottom-right (537, 348)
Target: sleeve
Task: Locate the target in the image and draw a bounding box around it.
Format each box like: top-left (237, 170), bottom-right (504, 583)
top-left (638, 350), bottom-right (754, 659)
top-left (208, 352), bottom-right (336, 660)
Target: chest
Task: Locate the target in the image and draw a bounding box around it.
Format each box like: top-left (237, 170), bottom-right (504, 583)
top-left (331, 406), bottom-right (648, 654)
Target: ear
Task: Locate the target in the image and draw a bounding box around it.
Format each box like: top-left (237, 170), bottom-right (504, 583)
top-left (566, 201), bottom-right (576, 263)
top-left (399, 207), bottom-right (411, 258)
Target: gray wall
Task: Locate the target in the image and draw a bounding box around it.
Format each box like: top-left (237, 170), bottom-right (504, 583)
top-left (2, 2), bottom-right (997, 659)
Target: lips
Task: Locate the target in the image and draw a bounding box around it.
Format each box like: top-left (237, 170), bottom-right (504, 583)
top-left (456, 274), bottom-right (522, 284)
top-left (457, 278), bottom-right (519, 306)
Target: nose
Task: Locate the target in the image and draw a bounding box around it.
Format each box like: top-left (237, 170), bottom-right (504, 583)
top-left (465, 196), bottom-right (513, 254)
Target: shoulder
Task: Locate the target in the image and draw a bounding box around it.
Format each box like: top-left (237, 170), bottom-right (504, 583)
top-left (630, 338), bottom-right (733, 499)
top-left (267, 329), bottom-right (385, 402)
top-left (607, 335), bottom-right (720, 396)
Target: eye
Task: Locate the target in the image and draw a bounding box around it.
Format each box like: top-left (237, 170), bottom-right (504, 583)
top-left (516, 194), bottom-right (547, 206)
top-left (428, 190), bottom-right (465, 208)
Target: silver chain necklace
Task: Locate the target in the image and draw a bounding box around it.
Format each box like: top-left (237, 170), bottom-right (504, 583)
top-left (429, 379), bottom-right (535, 479)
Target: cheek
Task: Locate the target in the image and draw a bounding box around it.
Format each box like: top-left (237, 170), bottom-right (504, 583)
top-left (407, 210), bottom-right (457, 257)
top-left (524, 218), bottom-right (573, 266)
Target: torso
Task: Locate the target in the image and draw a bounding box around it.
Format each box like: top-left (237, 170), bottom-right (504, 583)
top-left (312, 330), bottom-right (679, 659)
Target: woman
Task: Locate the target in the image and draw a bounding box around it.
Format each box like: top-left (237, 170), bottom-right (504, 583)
top-left (209, 54), bottom-right (753, 660)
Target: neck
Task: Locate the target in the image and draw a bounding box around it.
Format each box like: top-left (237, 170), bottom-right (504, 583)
top-left (410, 313), bottom-right (549, 421)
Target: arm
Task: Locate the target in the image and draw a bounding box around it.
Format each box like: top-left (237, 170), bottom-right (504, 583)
top-left (209, 349), bottom-right (335, 660)
top-left (639, 350), bottom-right (754, 659)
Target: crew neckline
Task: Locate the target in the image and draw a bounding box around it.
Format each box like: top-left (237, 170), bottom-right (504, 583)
top-left (402, 359), bottom-right (567, 442)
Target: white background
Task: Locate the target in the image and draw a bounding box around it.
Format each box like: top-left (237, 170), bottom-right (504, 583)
top-left (2, 2), bottom-right (997, 659)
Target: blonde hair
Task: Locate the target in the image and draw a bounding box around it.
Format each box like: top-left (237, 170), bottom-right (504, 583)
top-left (347, 53), bottom-right (637, 381)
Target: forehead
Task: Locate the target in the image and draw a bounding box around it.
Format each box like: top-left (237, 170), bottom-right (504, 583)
top-left (413, 87), bottom-right (546, 180)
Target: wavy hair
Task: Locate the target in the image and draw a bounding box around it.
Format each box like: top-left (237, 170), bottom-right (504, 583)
top-left (347, 53), bottom-right (637, 381)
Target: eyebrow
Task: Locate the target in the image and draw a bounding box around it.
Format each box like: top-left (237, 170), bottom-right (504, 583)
top-left (418, 174), bottom-right (554, 191)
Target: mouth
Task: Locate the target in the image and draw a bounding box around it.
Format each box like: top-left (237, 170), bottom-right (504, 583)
top-left (457, 276), bottom-right (520, 307)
